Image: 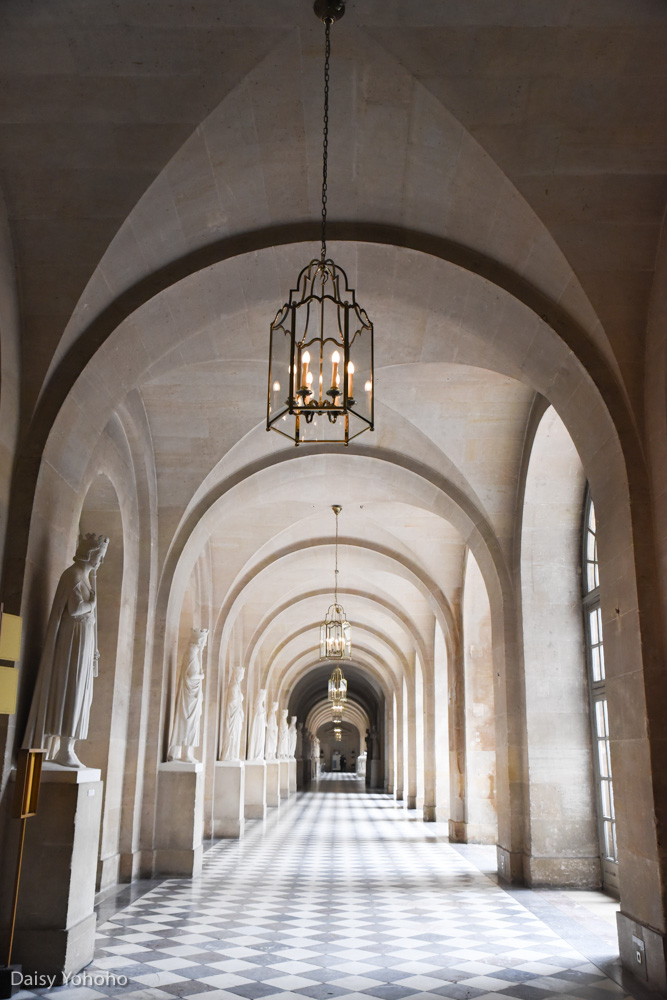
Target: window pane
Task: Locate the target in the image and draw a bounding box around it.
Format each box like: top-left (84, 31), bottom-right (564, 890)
top-left (595, 699), bottom-right (607, 737)
top-left (589, 503), bottom-right (596, 532)
top-left (591, 646), bottom-right (601, 682)
top-left (589, 609), bottom-right (599, 644)
top-left (598, 643), bottom-right (605, 680)
top-left (598, 739), bottom-right (611, 778)
top-left (601, 781), bottom-right (612, 818)
top-left (604, 820), bottom-right (616, 861)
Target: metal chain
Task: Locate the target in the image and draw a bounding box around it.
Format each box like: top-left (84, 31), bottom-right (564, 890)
top-left (320, 17), bottom-right (331, 263)
top-left (334, 504), bottom-right (339, 603)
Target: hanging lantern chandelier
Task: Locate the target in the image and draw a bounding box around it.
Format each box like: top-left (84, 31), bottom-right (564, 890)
top-left (333, 726), bottom-right (343, 743)
top-left (329, 667), bottom-right (347, 712)
top-left (320, 506), bottom-right (351, 660)
top-left (267, 0), bottom-right (374, 446)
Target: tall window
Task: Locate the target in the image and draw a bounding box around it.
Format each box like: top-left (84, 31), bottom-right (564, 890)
top-left (583, 493), bottom-right (618, 893)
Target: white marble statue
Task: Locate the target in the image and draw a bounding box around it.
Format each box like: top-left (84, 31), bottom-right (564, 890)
top-left (23, 533), bottom-right (110, 768)
top-left (277, 709), bottom-right (289, 759)
top-left (167, 627), bottom-right (208, 763)
top-left (220, 665), bottom-right (245, 761)
top-left (287, 716), bottom-right (297, 758)
top-left (265, 701), bottom-right (279, 759)
top-left (247, 688), bottom-right (267, 761)
top-left (311, 735), bottom-right (320, 761)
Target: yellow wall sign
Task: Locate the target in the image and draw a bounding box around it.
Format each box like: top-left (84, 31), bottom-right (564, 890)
top-left (0, 664), bottom-right (19, 714)
top-left (0, 611), bottom-right (23, 661)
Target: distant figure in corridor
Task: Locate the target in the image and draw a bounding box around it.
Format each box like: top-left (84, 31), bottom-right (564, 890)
top-left (23, 533), bottom-right (110, 768)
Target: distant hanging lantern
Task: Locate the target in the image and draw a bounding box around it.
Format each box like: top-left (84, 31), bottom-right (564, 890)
top-left (266, 0), bottom-right (374, 446)
top-left (333, 727), bottom-right (342, 742)
top-left (328, 665), bottom-right (348, 712)
top-left (320, 506), bottom-right (351, 660)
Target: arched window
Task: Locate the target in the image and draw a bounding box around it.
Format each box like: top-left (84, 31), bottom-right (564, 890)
top-left (583, 492), bottom-right (618, 893)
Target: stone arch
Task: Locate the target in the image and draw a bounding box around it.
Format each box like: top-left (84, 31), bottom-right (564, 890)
top-left (518, 405), bottom-right (597, 885)
top-left (462, 549), bottom-right (497, 845)
top-left (306, 700), bottom-right (370, 739)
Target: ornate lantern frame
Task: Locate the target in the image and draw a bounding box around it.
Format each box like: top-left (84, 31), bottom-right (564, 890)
top-left (267, 260), bottom-right (374, 445)
top-left (266, 0), bottom-right (374, 447)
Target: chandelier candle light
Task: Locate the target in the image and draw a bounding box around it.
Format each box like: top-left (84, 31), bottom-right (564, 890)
top-left (321, 506), bottom-right (351, 661)
top-left (267, 0), bottom-right (374, 445)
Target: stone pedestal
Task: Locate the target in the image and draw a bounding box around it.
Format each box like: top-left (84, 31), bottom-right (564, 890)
top-left (213, 761), bottom-right (245, 838)
top-left (370, 759), bottom-right (383, 789)
top-left (279, 760), bottom-right (290, 799)
top-left (617, 912), bottom-right (667, 992)
top-left (265, 760), bottom-right (280, 807)
top-left (154, 761), bottom-right (203, 876)
top-left (296, 758), bottom-right (306, 789)
top-left (244, 761), bottom-right (267, 820)
top-left (11, 763), bottom-right (102, 980)
top-left (288, 758), bottom-right (297, 793)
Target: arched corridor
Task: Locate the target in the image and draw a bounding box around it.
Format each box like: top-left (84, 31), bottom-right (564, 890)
top-left (15, 775), bottom-right (637, 1000)
top-left (2, 1), bottom-right (667, 994)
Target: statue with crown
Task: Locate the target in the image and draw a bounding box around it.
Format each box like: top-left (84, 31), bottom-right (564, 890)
top-left (23, 533), bottom-right (110, 768)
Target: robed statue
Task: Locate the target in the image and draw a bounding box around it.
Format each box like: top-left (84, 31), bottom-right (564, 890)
top-left (277, 709), bottom-right (289, 759)
top-left (23, 533), bottom-right (110, 768)
top-left (265, 701), bottom-right (279, 759)
top-left (247, 688), bottom-right (267, 761)
top-left (220, 665), bottom-right (245, 761)
top-left (167, 627), bottom-right (208, 763)
top-left (287, 716), bottom-right (298, 758)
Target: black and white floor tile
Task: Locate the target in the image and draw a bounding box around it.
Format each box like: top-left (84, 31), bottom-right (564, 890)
top-left (15, 774), bottom-right (652, 1000)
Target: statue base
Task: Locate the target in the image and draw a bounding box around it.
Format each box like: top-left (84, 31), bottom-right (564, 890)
top-left (9, 764), bottom-right (102, 980)
top-left (154, 761), bottom-right (203, 876)
top-left (244, 761), bottom-right (267, 820)
top-left (265, 760), bottom-right (280, 807)
top-left (288, 758), bottom-right (297, 793)
top-left (279, 759), bottom-right (291, 799)
top-left (213, 761), bottom-right (245, 837)
top-left (0, 965), bottom-right (21, 998)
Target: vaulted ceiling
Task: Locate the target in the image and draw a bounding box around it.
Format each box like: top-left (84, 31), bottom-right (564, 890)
top-left (2, 0), bottom-right (665, 709)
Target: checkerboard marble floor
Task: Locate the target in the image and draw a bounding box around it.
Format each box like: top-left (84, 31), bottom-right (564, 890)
top-left (16, 773), bottom-right (648, 1000)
